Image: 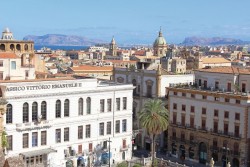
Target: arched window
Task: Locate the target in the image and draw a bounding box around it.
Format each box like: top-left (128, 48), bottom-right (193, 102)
top-left (6, 104), bottom-right (12, 124)
top-left (78, 98), bottom-right (83, 115)
top-left (24, 44), bottom-right (28, 51)
top-left (0, 44), bottom-right (5, 51)
top-left (10, 44), bottom-right (14, 51)
top-left (41, 101), bottom-right (47, 120)
top-left (146, 80), bottom-right (153, 98)
top-left (86, 97), bottom-right (91, 114)
top-left (32, 102), bottom-right (38, 122)
top-left (55, 100), bottom-right (61, 118)
top-left (64, 99), bottom-right (69, 117)
top-left (132, 79), bottom-right (137, 95)
top-left (23, 102), bottom-right (29, 123)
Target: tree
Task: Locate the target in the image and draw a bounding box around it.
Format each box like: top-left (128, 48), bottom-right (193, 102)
top-left (139, 99), bottom-right (169, 167)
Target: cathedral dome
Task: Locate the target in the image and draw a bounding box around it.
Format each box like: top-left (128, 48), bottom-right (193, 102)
top-left (153, 29), bottom-right (167, 46)
top-left (3, 27), bottom-right (10, 33)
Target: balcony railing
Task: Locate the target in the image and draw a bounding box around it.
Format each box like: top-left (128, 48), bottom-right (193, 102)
top-left (16, 120), bottom-right (52, 131)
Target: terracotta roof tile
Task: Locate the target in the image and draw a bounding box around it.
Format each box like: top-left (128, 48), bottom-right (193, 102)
top-left (0, 53), bottom-right (19, 59)
top-left (201, 57), bottom-right (230, 64)
top-left (196, 66), bottom-right (250, 74)
top-left (70, 65), bottom-right (113, 71)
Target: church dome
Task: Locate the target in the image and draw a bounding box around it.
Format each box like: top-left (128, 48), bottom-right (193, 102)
top-left (3, 27), bottom-right (10, 33)
top-left (153, 29), bottom-right (167, 46)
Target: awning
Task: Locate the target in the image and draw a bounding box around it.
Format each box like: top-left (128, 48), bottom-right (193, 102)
top-left (20, 148), bottom-right (57, 157)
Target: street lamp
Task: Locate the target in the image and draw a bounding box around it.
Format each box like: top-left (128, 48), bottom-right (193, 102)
top-left (107, 137), bottom-right (112, 167)
top-left (222, 145), bottom-right (230, 167)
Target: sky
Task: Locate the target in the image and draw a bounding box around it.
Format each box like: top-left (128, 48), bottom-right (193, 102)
top-left (1, 0), bottom-right (250, 45)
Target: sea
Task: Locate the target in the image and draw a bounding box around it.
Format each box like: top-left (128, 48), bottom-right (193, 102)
top-left (34, 45), bottom-right (89, 51)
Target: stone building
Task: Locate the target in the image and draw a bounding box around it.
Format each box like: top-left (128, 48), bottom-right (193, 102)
top-left (167, 66), bottom-right (250, 167)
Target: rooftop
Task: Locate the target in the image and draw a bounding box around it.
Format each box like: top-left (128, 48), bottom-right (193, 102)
top-left (201, 57), bottom-right (230, 64)
top-left (195, 66), bottom-right (250, 75)
top-left (0, 52), bottom-right (19, 59)
top-left (70, 65), bottom-right (113, 71)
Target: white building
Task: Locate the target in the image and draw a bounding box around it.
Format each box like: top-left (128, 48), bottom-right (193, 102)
top-left (1, 77), bottom-right (134, 167)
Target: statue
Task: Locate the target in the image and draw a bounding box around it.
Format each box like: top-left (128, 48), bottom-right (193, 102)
top-left (227, 162), bottom-right (231, 167)
top-left (210, 158), bottom-right (214, 167)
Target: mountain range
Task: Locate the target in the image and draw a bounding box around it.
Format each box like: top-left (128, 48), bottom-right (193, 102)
top-left (181, 36), bottom-right (250, 45)
top-left (23, 34), bottom-right (250, 46)
top-left (23, 34), bottom-right (105, 46)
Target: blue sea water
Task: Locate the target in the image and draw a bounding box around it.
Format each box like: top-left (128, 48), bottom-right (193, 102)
top-left (35, 45), bottom-right (89, 51)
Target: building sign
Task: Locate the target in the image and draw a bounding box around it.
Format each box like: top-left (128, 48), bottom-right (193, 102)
top-left (6, 83), bottom-right (82, 92)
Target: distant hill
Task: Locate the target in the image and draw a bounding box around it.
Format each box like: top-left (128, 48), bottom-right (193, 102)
top-left (181, 36), bottom-right (250, 45)
top-left (23, 34), bottom-right (105, 46)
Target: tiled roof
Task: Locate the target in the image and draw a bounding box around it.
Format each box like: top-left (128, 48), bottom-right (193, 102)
top-left (70, 65), bottom-right (113, 71)
top-left (196, 66), bottom-right (250, 74)
top-left (0, 52), bottom-right (19, 59)
top-left (201, 57), bottom-right (230, 64)
top-left (104, 60), bottom-right (136, 63)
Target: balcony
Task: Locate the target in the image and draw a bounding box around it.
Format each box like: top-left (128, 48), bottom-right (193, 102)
top-left (197, 126), bottom-right (208, 133)
top-left (185, 124), bottom-right (196, 130)
top-left (16, 120), bottom-right (52, 131)
top-left (120, 145), bottom-right (129, 151)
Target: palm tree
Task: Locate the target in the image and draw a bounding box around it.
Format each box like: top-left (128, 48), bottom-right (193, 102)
top-left (139, 99), bottom-right (168, 167)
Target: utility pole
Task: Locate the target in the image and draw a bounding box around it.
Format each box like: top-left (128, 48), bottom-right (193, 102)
top-left (107, 137), bottom-right (112, 167)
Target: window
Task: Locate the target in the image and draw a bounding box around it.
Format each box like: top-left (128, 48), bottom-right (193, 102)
top-left (116, 98), bottom-right (120, 111)
top-left (174, 92), bottom-right (177, 95)
top-left (214, 110), bottom-right (218, 117)
top-left (0, 60), bottom-right (3, 67)
top-left (227, 83), bottom-right (231, 92)
top-left (190, 117), bottom-right (194, 128)
top-left (78, 126), bottom-right (83, 139)
top-left (100, 99), bottom-right (105, 113)
top-left (181, 105), bottom-right (186, 111)
top-left (235, 125), bottom-right (239, 137)
top-left (32, 102), bottom-right (38, 122)
top-left (7, 135), bottom-right (12, 150)
top-left (89, 143), bottom-right (93, 152)
top-left (41, 131), bottom-right (47, 146)
top-left (225, 98), bottom-right (230, 103)
top-left (213, 122), bottom-right (218, 133)
top-left (146, 85), bottom-right (152, 97)
top-left (235, 113), bottom-right (240, 120)
top-left (191, 94), bottom-right (195, 98)
top-left (122, 139), bottom-right (127, 148)
top-left (55, 129), bottom-right (61, 143)
top-left (11, 61), bottom-right (16, 70)
top-left (190, 106), bottom-right (195, 113)
top-left (99, 123), bottom-right (104, 136)
top-left (23, 133), bottom-right (29, 148)
top-left (215, 81), bottom-right (219, 89)
top-left (78, 98), bottom-right (83, 115)
top-left (122, 119), bottom-right (127, 132)
top-left (41, 101), bottom-right (47, 120)
top-left (182, 93), bottom-right (186, 97)
top-left (23, 102), bottom-right (29, 123)
top-left (6, 104), bottom-right (12, 124)
top-left (116, 120), bottom-right (120, 133)
top-left (107, 99), bottom-right (112, 112)
top-left (64, 99), bottom-right (69, 117)
top-left (86, 125), bottom-right (91, 138)
top-left (214, 97), bottom-right (219, 101)
top-left (224, 123), bottom-right (228, 134)
top-left (173, 113), bottom-right (177, 124)
top-left (78, 145), bottom-right (82, 154)
top-left (204, 80), bottom-right (207, 88)
top-left (202, 95), bottom-right (207, 99)
top-left (86, 97), bottom-right (91, 114)
top-left (236, 99), bottom-right (240, 104)
top-left (201, 119), bottom-right (206, 129)
top-left (242, 83), bottom-right (246, 92)
top-left (172, 103), bottom-right (177, 110)
top-left (64, 128), bottom-right (69, 142)
top-left (224, 111), bottom-right (229, 119)
top-left (55, 100), bottom-right (61, 118)
top-left (202, 108), bottom-right (206, 115)
top-left (107, 121), bottom-right (111, 135)
top-left (123, 97), bottom-right (127, 110)
top-left (0, 72), bottom-right (3, 80)
top-left (25, 70), bottom-right (29, 78)
top-left (181, 133), bottom-right (185, 141)
top-left (32, 132), bottom-right (38, 147)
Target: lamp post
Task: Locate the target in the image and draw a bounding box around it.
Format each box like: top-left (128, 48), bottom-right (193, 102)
top-left (222, 144), bottom-right (230, 167)
top-left (107, 137), bottom-right (112, 167)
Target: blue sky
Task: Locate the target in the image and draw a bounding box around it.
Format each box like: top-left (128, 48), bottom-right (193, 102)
top-left (1, 0), bottom-right (250, 44)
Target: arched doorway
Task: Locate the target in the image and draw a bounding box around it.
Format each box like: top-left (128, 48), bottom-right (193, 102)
top-left (171, 143), bottom-right (177, 155)
top-left (232, 158), bottom-right (239, 167)
top-left (0, 44), bottom-right (5, 51)
top-left (179, 145), bottom-right (185, 160)
top-left (199, 142), bottom-right (207, 164)
top-left (189, 147), bottom-right (194, 159)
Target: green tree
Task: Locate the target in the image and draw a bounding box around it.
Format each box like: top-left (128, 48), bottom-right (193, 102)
top-left (117, 162), bottom-right (128, 167)
top-left (139, 99), bottom-right (169, 167)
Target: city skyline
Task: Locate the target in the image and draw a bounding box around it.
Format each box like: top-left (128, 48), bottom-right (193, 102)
top-left (1, 0), bottom-right (250, 44)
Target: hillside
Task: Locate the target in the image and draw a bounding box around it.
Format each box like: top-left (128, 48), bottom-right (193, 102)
top-left (23, 34), bottom-right (105, 46)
